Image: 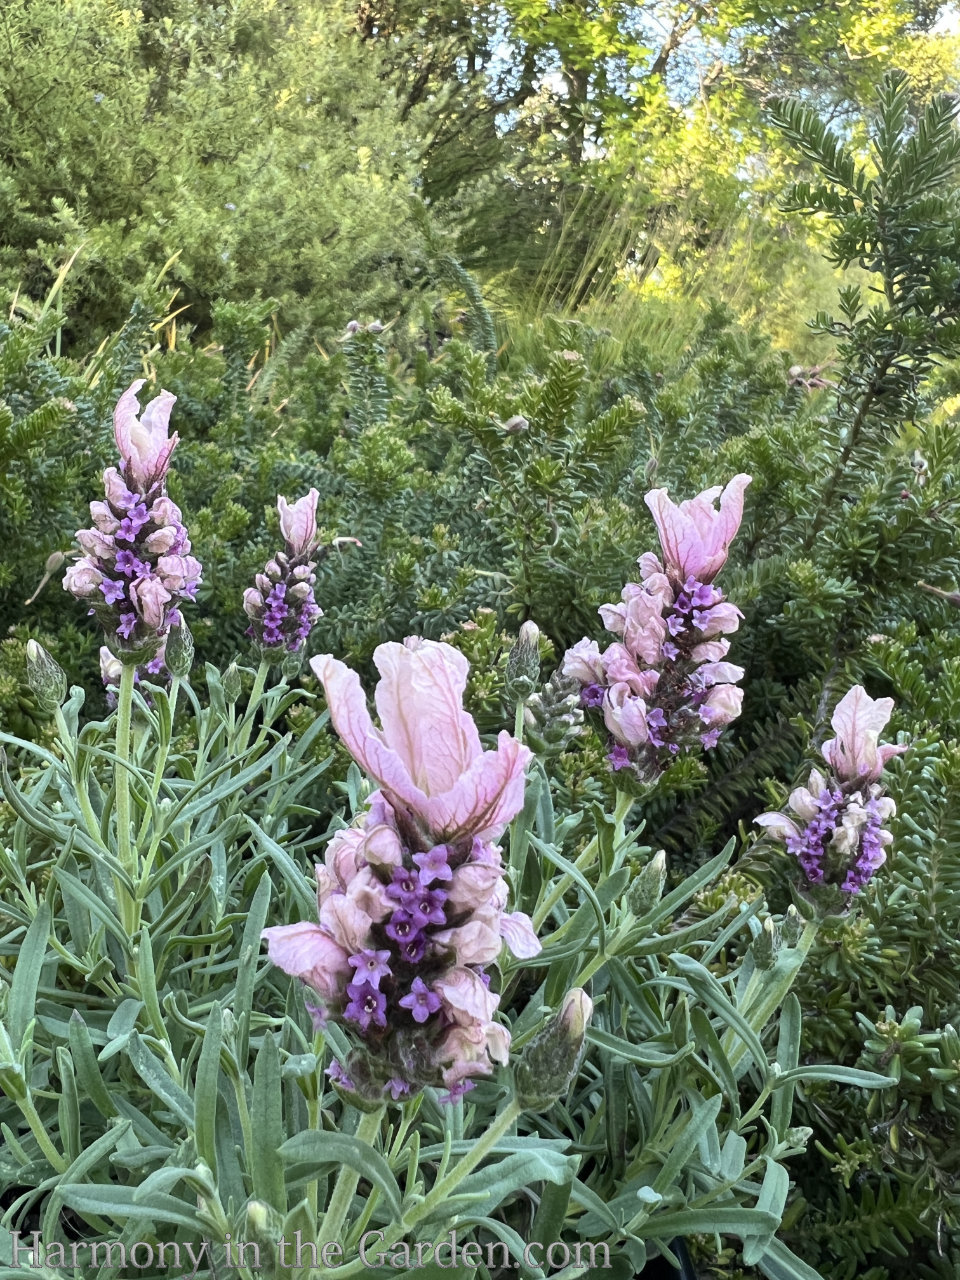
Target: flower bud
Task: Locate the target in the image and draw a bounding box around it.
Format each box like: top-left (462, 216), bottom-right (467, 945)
top-left (281, 651), bottom-right (304, 681)
top-left (0, 1019), bottom-right (27, 1102)
top-left (165, 621), bottom-right (194, 679)
top-left (781, 904), bottom-right (803, 947)
top-left (505, 621), bottom-right (541, 702)
top-left (626, 851), bottom-right (667, 916)
top-left (514, 989), bottom-right (593, 1112)
top-left (751, 916), bottom-right (780, 971)
top-left (245, 1200), bottom-right (284, 1239)
top-left (25, 640), bottom-right (67, 715)
top-left (504, 415), bottom-right (529, 434)
top-left (223, 662), bottom-right (242, 704)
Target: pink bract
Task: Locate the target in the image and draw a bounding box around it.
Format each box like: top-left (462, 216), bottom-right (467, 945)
top-left (309, 638), bottom-right (531, 842)
top-left (645, 474), bottom-right (752, 586)
top-left (277, 488), bottom-right (320, 556)
top-left (113, 379), bottom-right (179, 494)
top-left (820, 685), bottom-right (907, 785)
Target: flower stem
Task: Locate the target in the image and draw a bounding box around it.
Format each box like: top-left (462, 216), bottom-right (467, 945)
top-left (513, 698), bottom-right (525, 743)
top-left (318, 1107), bottom-right (384, 1250)
top-left (722, 919), bottom-right (820, 1075)
top-left (115, 662), bottom-right (136, 874)
top-left (317, 1098), bottom-right (521, 1279)
top-left (533, 790), bottom-right (634, 930)
top-left (137, 674), bottom-right (181, 848)
top-left (404, 1097), bottom-right (521, 1227)
top-left (113, 662), bottom-right (140, 947)
top-left (235, 659), bottom-right (270, 756)
top-left (53, 706), bottom-right (108, 851)
top-left (20, 1094), bottom-right (67, 1173)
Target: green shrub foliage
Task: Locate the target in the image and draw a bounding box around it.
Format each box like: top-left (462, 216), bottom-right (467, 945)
top-left (3, 62), bottom-right (960, 1280)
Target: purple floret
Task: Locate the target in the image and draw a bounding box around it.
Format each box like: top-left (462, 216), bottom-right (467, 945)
top-left (398, 977), bottom-right (442, 1024)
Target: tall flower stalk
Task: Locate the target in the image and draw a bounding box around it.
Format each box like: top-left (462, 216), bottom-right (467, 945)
top-left (563, 474), bottom-right (751, 784)
top-left (263, 638), bottom-right (539, 1105)
top-left (63, 380), bottom-right (197, 926)
top-left (756, 685), bottom-right (906, 895)
top-left (243, 489), bottom-right (323, 659)
top-left (63, 380), bottom-right (200, 665)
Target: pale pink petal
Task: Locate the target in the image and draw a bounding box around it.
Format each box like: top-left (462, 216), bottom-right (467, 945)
top-left (261, 922), bottom-right (351, 1002)
top-left (787, 784), bottom-right (821, 822)
top-left (63, 558), bottom-right (103, 597)
top-left (695, 602), bottom-right (743, 638)
top-left (700, 684), bottom-right (743, 726)
top-left (602, 644), bottom-right (660, 697)
top-left (325, 826), bottom-right (367, 887)
top-left (446, 863), bottom-right (503, 911)
top-left (638, 551), bottom-right (664, 579)
top-left (434, 967), bottom-right (500, 1025)
top-left (114, 380), bottom-right (179, 492)
top-left (562, 638), bottom-right (605, 684)
top-left (113, 379), bottom-right (146, 461)
top-left (500, 910), bottom-right (542, 958)
top-left (346, 868), bottom-right (393, 922)
top-left (277, 489), bottom-right (320, 556)
top-left (690, 639), bottom-right (730, 662)
top-left (130, 577), bottom-right (171, 629)
top-left (419, 731), bottom-right (531, 841)
top-left (318, 894), bottom-right (374, 954)
top-left (103, 467), bottom-right (134, 508)
top-left (432, 920), bottom-right (503, 965)
top-left (315, 865), bottom-right (338, 906)
top-left (645, 488), bottom-right (701, 583)
top-left (754, 812), bottom-right (801, 842)
top-left (716, 474), bottom-right (752, 557)
top-left (99, 646), bottom-right (123, 685)
top-left (598, 601), bottom-right (627, 634)
top-left (90, 501), bottom-right (120, 534)
top-left (697, 661), bottom-right (745, 687)
top-left (76, 528), bottom-right (115, 558)
top-left (243, 587), bottom-right (264, 618)
top-left (361, 823), bottom-right (404, 867)
top-left (372, 640), bottom-right (482, 796)
top-left (485, 1023), bottom-right (511, 1064)
top-left (821, 686), bottom-right (898, 784)
top-left (603, 682), bottom-right (649, 747)
top-left (309, 653), bottom-right (429, 818)
top-left (645, 475), bottom-right (751, 584)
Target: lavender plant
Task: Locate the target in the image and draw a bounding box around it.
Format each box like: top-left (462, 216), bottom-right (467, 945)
top-left (0, 382), bottom-right (894, 1280)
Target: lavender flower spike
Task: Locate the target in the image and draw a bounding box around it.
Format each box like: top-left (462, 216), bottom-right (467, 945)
top-left (755, 686), bottom-right (905, 896)
top-left (263, 637), bottom-right (539, 1108)
top-left (244, 489), bottom-right (323, 655)
top-left (562, 475), bottom-right (750, 784)
top-left (65, 381), bottom-right (200, 667)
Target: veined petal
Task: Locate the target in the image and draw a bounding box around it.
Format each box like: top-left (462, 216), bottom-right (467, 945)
top-left (372, 639), bottom-right (483, 796)
top-left (420, 731), bottom-right (531, 841)
top-left (755, 812), bottom-right (801, 842)
top-left (500, 910), bottom-right (542, 958)
top-left (821, 685), bottom-right (898, 784)
top-left (261, 922), bottom-right (351, 1002)
top-left (310, 652), bottom-right (430, 816)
